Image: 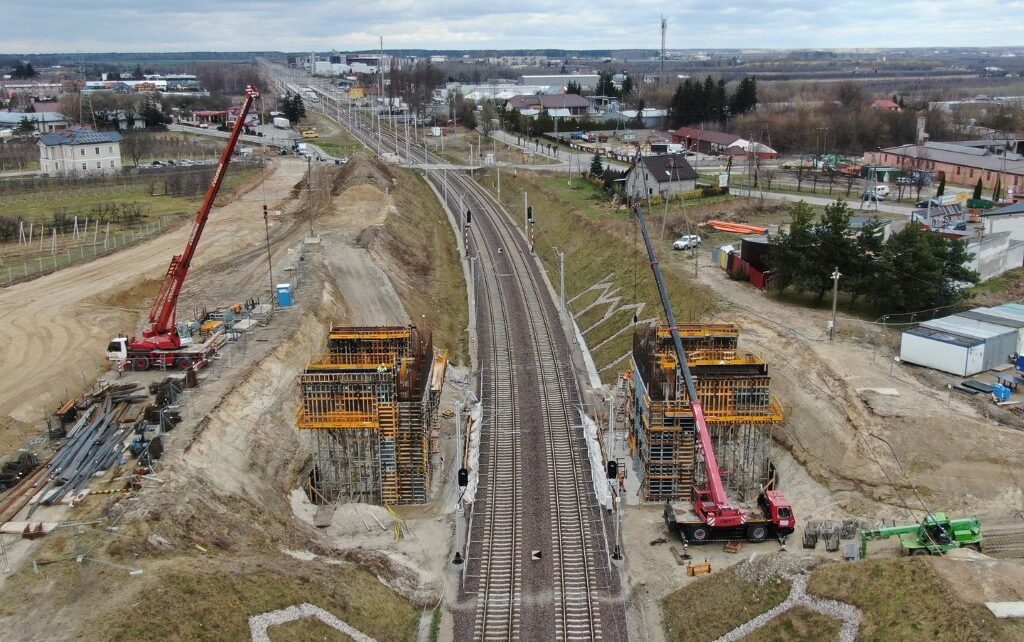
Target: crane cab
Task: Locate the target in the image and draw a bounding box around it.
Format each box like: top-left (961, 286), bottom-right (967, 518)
top-left (107, 337), bottom-right (129, 362)
top-left (758, 490), bottom-right (796, 535)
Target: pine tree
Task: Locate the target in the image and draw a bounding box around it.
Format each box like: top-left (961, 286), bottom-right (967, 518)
top-left (936, 174), bottom-right (946, 197)
top-left (590, 152), bottom-right (603, 177)
top-left (993, 177), bottom-right (1002, 201)
top-left (973, 177), bottom-right (983, 200)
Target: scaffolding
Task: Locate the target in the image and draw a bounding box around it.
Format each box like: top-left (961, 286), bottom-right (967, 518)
top-left (297, 325), bottom-right (438, 505)
top-left (627, 324), bottom-right (783, 502)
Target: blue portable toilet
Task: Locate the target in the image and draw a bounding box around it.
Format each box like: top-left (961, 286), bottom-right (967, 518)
top-left (993, 384), bottom-right (1012, 402)
top-left (1017, 353), bottom-right (1024, 372)
top-left (276, 283), bottom-right (293, 307)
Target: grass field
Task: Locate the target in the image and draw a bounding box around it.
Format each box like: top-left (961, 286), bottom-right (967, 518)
top-left (305, 112), bottom-right (365, 158)
top-left (0, 165), bottom-right (259, 223)
top-left (97, 559), bottom-right (420, 642)
top-left (662, 561), bottom-right (792, 642)
top-left (743, 606), bottom-right (842, 642)
top-left (965, 266), bottom-right (1024, 308)
top-left (808, 558), bottom-right (1024, 642)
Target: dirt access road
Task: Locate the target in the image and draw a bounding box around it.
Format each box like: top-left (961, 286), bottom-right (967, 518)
top-left (0, 159), bottom-right (308, 452)
top-left (677, 249), bottom-right (1024, 520)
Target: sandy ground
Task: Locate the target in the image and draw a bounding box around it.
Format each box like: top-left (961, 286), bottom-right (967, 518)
top-left (0, 160), bottom-right (307, 453)
top-left (673, 249), bottom-right (1024, 521)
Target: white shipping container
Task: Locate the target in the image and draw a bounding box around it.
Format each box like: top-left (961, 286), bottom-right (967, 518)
top-left (272, 117), bottom-right (290, 129)
top-left (900, 327), bottom-right (985, 376)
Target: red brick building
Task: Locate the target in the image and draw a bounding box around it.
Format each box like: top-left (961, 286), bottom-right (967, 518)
top-left (865, 141), bottom-right (1024, 191)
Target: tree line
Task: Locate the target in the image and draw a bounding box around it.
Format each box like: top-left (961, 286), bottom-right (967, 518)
top-left (668, 75), bottom-right (758, 128)
top-left (769, 200), bottom-right (977, 313)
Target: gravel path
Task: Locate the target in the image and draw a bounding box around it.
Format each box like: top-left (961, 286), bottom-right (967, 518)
top-left (714, 573), bottom-right (862, 642)
top-left (248, 602), bottom-right (376, 642)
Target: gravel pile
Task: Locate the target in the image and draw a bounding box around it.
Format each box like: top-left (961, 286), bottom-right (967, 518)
top-left (248, 603), bottom-right (376, 642)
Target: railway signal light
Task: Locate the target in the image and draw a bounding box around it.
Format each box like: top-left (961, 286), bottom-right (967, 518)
top-left (465, 209), bottom-right (472, 226)
top-left (607, 459), bottom-right (618, 480)
top-left (458, 467), bottom-right (468, 487)
top-left (527, 206), bottom-right (533, 222)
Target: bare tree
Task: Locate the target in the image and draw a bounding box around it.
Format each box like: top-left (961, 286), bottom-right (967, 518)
top-left (763, 168), bottom-right (778, 190)
top-left (121, 131), bottom-right (151, 168)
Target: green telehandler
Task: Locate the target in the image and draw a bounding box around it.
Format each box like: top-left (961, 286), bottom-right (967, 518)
top-left (860, 513), bottom-right (982, 557)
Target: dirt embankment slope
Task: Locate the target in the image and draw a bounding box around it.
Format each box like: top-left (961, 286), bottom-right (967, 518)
top-left (325, 154), bottom-right (469, 362)
top-left (0, 157), bottom-right (454, 641)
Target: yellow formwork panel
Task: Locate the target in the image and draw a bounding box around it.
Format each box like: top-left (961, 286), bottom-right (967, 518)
top-left (329, 326), bottom-right (411, 341)
top-left (296, 408), bottom-right (380, 429)
top-left (306, 352), bottom-right (399, 370)
top-left (658, 323), bottom-right (740, 339)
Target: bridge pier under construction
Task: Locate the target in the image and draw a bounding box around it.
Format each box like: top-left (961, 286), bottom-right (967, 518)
top-left (626, 322), bottom-right (783, 502)
top-left (296, 325), bottom-right (445, 506)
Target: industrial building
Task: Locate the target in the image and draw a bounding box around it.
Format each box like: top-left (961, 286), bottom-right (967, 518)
top-left (297, 325), bottom-right (445, 505)
top-left (626, 323), bottom-right (783, 502)
top-left (900, 306), bottom-right (1024, 376)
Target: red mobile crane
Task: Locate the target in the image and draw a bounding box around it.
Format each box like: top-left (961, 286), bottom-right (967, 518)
top-left (630, 205), bottom-right (796, 544)
top-left (106, 86), bottom-right (260, 371)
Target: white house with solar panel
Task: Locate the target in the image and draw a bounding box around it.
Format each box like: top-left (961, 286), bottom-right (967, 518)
top-left (37, 126), bottom-right (124, 177)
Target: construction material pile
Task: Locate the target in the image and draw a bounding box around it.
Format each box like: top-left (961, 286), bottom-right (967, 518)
top-left (29, 386), bottom-right (154, 515)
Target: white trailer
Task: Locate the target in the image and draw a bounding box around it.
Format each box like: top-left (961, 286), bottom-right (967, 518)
top-left (273, 117), bottom-right (290, 129)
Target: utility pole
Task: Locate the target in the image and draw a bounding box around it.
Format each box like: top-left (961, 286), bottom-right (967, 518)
top-left (307, 155), bottom-right (314, 237)
top-left (264, 204), bottom-right (276, 308)
top-left (523, 191), bottom-right (528, 232)
top-left (829, 267), bottom-right (841, 341)
top-left (559, 250), bottom-right (566, 314)
top-left (497, 159), bottom-right (501, 200)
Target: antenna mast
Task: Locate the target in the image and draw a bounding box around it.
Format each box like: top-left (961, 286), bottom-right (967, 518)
top-left (660, 16), bottom-right (667, 84)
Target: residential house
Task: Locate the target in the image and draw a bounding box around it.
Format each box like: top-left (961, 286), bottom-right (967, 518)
top-left (871, 98), bottom-right (901, 111)
top-left (38, 127), bottom-right (123, 176)
top-left (670, 126), bottom-right (778, 158)
top-left (866, 141), bottom-right (1024, 191)
top-left (505, 94), bottom-right (590, 117)
top-left (0, 111), bottom-right (70, 135)
top-left (624, 153), bottom-right (698, 199)
top-left (603, 107), bottom-right (667, 128)
top-left (518, 74), bottom-right (601, 91)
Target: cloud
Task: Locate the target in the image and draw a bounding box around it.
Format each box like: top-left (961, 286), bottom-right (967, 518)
top-left (3, 0), bottom-right (1024, 52)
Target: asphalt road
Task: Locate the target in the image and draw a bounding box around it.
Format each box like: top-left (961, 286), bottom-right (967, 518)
top-left (729, 186), bottom-right (917, 218)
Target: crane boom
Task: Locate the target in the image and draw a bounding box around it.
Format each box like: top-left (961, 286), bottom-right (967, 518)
top-left (633, 204), bottom-right (742, 525)
top-left (141, 85), bottom-right (260, 349)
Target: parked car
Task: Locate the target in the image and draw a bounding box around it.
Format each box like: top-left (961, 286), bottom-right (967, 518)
top-left (916, 198), bottom-right (942, 208)
top-left (150, 160), bottom-right (163, 167)
top-left (673, 234), bottom-right (702, 250)
top-left (862, 192), bottom-right (886, 202)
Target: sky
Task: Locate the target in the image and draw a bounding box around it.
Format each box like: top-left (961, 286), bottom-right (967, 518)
top-left (4, 1), bottom-right (1024, 53)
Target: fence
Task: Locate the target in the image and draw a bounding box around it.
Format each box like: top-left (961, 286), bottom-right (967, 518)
top-left (0, 215), bottom-right (177, 286)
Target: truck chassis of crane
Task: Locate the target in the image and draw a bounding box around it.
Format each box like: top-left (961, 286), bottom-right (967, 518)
top-left (665, 493), bottom-right (796, 544)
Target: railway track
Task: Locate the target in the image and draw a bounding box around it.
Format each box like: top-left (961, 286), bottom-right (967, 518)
top-left (264, 66), bottom-right (625, 640)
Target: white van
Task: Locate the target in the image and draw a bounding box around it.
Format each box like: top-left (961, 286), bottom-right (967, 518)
top-left (862, 184), bottom-right (890, 201)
